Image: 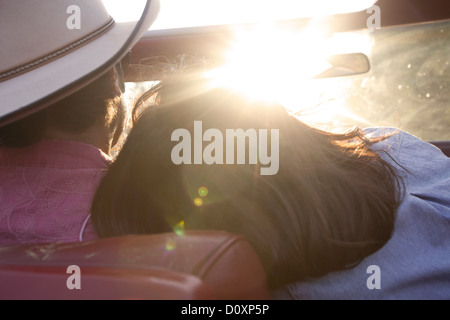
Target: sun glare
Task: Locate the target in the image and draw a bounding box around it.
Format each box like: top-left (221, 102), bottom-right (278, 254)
top-left (111, 0), bottom-right (376, 127)
top-left (102, 0), bottom-right (147, 22)
top-left (204, 20), bottom-right (374, 127)
top-left (150, 0), bottom-right (377, 31)
top-left (103, 0), bottom-right (377, 29)
top-left (205, 21), bottom-right (332, 102)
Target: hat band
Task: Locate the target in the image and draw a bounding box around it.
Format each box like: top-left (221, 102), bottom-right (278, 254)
top-left (0, 17), bottom-right (115, 83)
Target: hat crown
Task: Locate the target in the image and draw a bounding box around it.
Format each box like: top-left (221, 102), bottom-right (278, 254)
top-left (0, 0), bottom-right (159, 127)
top-left (0, 0), bottom-right (111, 79)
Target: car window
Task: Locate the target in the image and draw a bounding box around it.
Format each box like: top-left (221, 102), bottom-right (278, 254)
top-left (124, 18), bottom-right (450, 142)
top-left (296, 19), bottom-right (449, 141)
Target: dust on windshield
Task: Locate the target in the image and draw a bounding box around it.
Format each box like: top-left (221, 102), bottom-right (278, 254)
top-left (298, 19), bottom-right (450, 141)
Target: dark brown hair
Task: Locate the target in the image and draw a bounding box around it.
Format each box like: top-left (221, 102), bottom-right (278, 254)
top-left (0, 66), bottom-right (125, 148)
top-left (91, 76), bottom-right (403, 289)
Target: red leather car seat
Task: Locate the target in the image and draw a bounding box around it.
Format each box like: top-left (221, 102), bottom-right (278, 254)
top-left (0, 230), bottom-right (270, 300)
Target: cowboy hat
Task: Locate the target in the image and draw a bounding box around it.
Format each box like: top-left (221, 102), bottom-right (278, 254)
top-left (0, 0), bottom-right (160, 127)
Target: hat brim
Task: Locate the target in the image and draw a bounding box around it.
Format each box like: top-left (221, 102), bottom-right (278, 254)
top-left (0, 0), bottom-right (160, 127)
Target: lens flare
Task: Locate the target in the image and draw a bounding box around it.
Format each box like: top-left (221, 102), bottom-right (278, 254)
top-left (198, 186), bottom-right (208, 197)
top-left (165, 238), bottom-right (176, 251)
top-left (173, 220), bottom-right (185, 236)
top-left (194, 197), bottom-right (203, 206)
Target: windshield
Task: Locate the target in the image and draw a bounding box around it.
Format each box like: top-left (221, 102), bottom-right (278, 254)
top-left (126, 19), bottom-right (449, 141)
top-left (292, 19), bottom-right (450, 141)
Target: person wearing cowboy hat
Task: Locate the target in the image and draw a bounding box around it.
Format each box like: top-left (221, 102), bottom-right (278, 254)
top-left (0, 0), bottom-right (160, 244)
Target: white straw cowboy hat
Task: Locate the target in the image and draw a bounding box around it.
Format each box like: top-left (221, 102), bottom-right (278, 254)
top-left (0, 0), bottom-right (160, 127)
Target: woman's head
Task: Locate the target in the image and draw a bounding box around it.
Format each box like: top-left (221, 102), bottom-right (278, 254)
top-left (91, 74), bottom-right (402, 289)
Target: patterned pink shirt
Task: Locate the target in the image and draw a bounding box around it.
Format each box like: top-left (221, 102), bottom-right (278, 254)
top-left (0, 139), bottom-right (111, 244)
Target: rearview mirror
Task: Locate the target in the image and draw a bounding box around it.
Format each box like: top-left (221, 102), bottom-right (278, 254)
top-left (314, 53), bottom-right (370, 78)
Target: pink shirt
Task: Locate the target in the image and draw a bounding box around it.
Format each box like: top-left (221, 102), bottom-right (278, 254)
top-left (0, 139), bottom-right (111, 244)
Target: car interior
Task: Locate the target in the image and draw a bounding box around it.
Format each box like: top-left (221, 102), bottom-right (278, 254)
top-left (1, 0), bottom-right (449, 299)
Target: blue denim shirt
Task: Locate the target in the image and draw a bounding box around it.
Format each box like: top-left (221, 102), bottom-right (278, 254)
top-left (273, 128), bottom-right (450, 300)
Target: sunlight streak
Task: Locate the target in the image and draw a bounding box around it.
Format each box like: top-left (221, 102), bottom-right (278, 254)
top-left (205, 20), bottom-right (332, 102)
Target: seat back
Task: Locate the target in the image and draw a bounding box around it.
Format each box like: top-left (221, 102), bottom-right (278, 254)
top-left (0, 265), bottom-right (215, 300)
top-left (0, 230), bottom-right (270, 300)
top-left (430, 141), bottom-right (450, 157)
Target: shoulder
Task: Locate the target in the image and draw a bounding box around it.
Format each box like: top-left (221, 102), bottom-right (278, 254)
top-left (279, 128), bottom-right (450, 300)
top-left (364, 127), bottom-right (448, 168)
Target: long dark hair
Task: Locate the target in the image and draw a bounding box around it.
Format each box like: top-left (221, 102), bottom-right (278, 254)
top-left (91, 75), bottom-right (403, 289)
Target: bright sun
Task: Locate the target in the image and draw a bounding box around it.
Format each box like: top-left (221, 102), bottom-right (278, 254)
top-left (107, 0), bottom-right (376, 127)
top-left (204, 20), bottom-right (332, 103)
top-left (203, 19), bottom-right (373, 128)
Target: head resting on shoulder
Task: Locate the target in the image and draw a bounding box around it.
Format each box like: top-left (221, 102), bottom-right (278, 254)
top-left (91, 72), bottom-right (402, 289)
